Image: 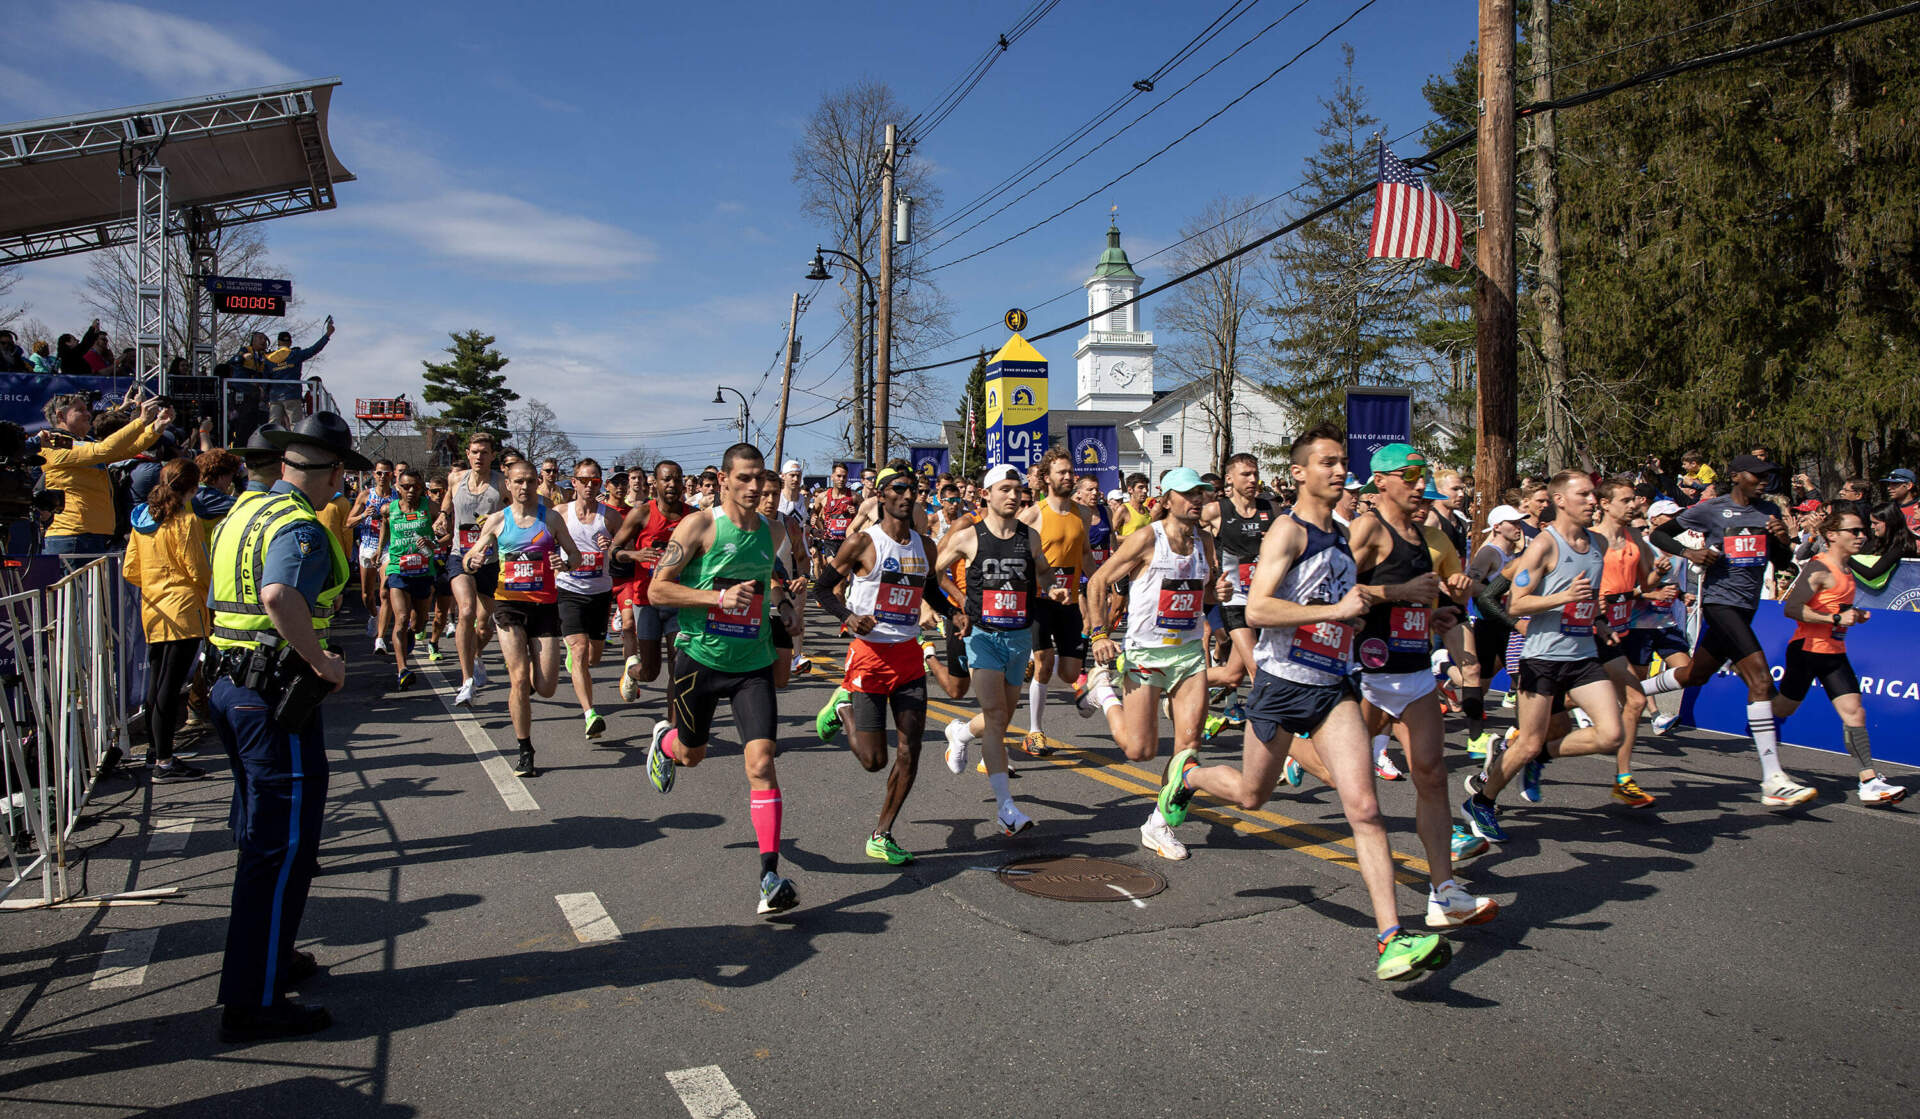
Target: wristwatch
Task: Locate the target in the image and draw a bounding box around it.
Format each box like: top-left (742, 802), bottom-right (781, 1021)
top-left (1831, 613), bottom-right (1843, 627)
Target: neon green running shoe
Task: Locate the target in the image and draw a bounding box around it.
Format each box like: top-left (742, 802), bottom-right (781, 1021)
top-left (426, 642), bottom-right (443, 663)
top-left (1466, 731), bottom-right (1494, 759)
top-left (1375, 928), bottom-right (1452, 981)
top-left (1203, 714), bottom-right (1226, 741)
top-left (816, 686), bottom-right (852, 743)
top-left (583, 708), bottom-right (606, 740)
top-left (864, 832), bottom-right (914, 865)
top-left (564, 647), bottom-right (574, 675)
top-left (1158, 747), bottom-right (1198, 828)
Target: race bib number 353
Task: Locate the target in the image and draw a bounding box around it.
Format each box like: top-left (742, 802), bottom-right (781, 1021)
top-left (1288, 620), bottom-right (1352, 673)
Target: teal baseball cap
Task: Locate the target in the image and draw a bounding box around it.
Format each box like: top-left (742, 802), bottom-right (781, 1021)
top-left (1159, 466), bottom-right (1213, 495)
top-left (1359, 443), bottom-right (1428, 493)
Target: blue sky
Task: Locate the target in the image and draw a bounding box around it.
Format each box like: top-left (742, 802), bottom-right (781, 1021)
top-left (2, 0), bottom-right (1473, 470)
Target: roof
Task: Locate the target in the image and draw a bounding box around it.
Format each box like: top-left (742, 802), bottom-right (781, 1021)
top-left (1091, 222), bottom-right (1141, 281)
top-left (1122, 372), bottom-right (1284, 427)
top-left (990, 334), bottom-right (1047, 365)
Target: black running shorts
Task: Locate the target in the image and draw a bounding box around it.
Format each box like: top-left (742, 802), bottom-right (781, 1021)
top-left (1699, 604), bottom-right (1765, 664)
top-left (557, 589), bottom-right (613, 639)
top-left (1246, 670), bottom-right (1358, 742)
top-left (1220, 604), bottom-right (1249, 633)
top-left (493, 599), bottom-right (561, 639)
top-left (1516, 656), bottom-right (1610, 697)
top-left (944, 626), bottom-right (971, 676)
top-left (1030, 597), bottom-right (1089, 661)
top-left (669, 649), bottom-right (777, 749)
top-left (1778, 640), bottom-right (1859, 703)
top-left (849, 677), bottom-right (929, 733)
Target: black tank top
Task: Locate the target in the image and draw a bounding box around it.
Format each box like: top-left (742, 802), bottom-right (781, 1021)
top-left (966, 520), bottom-right (1037, 631)
top-left (1216, 496), bottom-right (1275, 565)
top-left (1356, 508), bottom-right (1434, 674)
top-left (1438, 510), bottom-right (1468, 559)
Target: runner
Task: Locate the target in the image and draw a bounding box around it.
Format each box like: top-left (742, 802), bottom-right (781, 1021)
top-left (1590, 478), bottom-right (1674, 807)
top-left (755, 466), bottom-right (806, 687)
top-left (375, 468), bottom-right (442, 690)
top-left (556, 458), bottom-right (618, 740)
top-left (922, 496), bottom-right (978, 702)
top-left (934, 464), bottom-right (1072, 836)
top-left (1633, 500), bottom-right (1695, 736)
top-left (814, 462), bottom-right (857, 562)
top-left (1772, 504), bottom-right (1906, 806)
top-left (1641, 454), bottom-right (1816, 806)
top-left (1461, 471), bottom-right (1626, 842)
top-left (812, 464), bottom-right (941, 864)
top-left (1202, 453), bottom-right (1277, 704)
top-left (1465, 505), bottom-right (1528, 754)
top-left (1079, 468), bottom-right (1220, 860)
top-left (444, 433), bottom-right (505, 706)
top-left (348, 460), bottom-right (396, 651)
top-left (643, 443), bottom-right (801, 916)
top-left (462, 461), bottom-right (585, 777)
top-left (608, 460), bottom-right (688, 707)
top-left (1156, 427), bottom-right (1471, 979)
top-left (1015, 448), bottom-right (1099, 757)
top-left (1115, 472), bottom-right (1153, 539)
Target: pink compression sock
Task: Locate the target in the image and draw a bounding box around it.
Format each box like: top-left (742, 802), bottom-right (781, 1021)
top-left (749, 789), bottom-right (783, 872)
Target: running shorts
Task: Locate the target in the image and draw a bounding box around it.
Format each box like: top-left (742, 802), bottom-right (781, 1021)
top-left (1220, 604), bottom-right (1249, 633)
top-left (1246, 669), bottom-right (1358, 742)
top-left (1031, 597), bottom-right (1089, 661)
top-left (944, 626), bottom-right (971, 676)
top-left (1699, 604), bottom-right (1765, 664)
top-left (1516, 656), bottom-right (1609, 698)
top-left (385, 573), bottom-right (434, 602)
top-left (557, 589), bottom-right (614, 640)
top-left (1358, 668), bottom-right (1437, 719)
top-left (1778, 639), bottom-right (1859, 703)
top-left (849, 676), bottom-right (929, 733)
top-left (455, 564), bottom-right (499, 597)
top-left (1621, 627), bottom-right (1690, 669)
top-left (633, 602), bottom-right (679, 643)
top-left (669, 649), bottom-right (777, 749)
top-left (1124, 642), bottom-right (1206, 694)
top-left (494, 599), bottom-right (561, 639)
top-left (844, 637), bottom-right (927, 694)
top-left (963, 625), bottom-right (1033, 686)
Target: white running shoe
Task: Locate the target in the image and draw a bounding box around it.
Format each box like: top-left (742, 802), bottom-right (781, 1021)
top-left (619, 654), bottom-right (640, 703)
top-left (1858, 776), bottom-right (1908, 807)
top-left (1140, 814), bottom-right (1188, 860)
top-left (1425, 880), bottom-right (1498, 928)
top-left (1571, 707), bottom-right (1594, 730)
top-left (373, 637), bottom-right (389, 654)
top-left (444, 620), bottom-right (457, 638)
top-left (1373, 749), bottom-right (1403, 782)
top-left (944, 718), bottom-right (972, 775)
top-left (472, 659), bottom-right (489, 690)
top-left (996, 802), bottom-right (1035, 836)
top-left (1500, 689), bottom-right (1517, 709)
top-left (1760, 773), bottom-right (1818, 808)
top-left (1651, 711), bottom-right (1680, 736)
top-left (454, 679), bottom-right (474, 707)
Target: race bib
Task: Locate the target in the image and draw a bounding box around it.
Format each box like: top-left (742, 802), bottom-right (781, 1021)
top-left (398, 551), bottom-right (428, 575)
top-left (1236, 561), bottom-right (1256, 594)
top-left (574, 550), bottom-right (604, 578)
top-left (1050, 566), bottom-right (1075, 593)
top-left (1605, 595), bottom-right (1633, 629)
top-left (982, 585), bottom-right (1027, 628)
top-left (504, 558), bottom-right (549, 595)
top-left (1090, 545), bottom-right (1109, 566)
top-left (1157, 577), bottom-right (1204, 634)
top-left (705, 577), bottom-right (765, 638)
top-left (874, 571), bottom-right (925, 625)
top-left (1288, 620), bottom-right (1353, 674)
top-left (457, 523), bottom-right (481, 552)
top-left (1559, 597), bottom-right (1597, 637)
top-left (1387, 605), bottom-right (1429, 652)
top-left (1724, 530), bottom-right (1766, 567)
top-left (826, 515), bottom-right (851, 537)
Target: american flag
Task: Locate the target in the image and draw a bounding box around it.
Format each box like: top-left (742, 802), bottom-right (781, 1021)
top-left (1368, 145), bottom-right (1465, 269)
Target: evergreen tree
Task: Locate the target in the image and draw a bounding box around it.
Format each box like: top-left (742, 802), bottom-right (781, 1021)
top-left (953, 350), bottom-right (988, 479)
top-left (421, 330), bottom-right (517, 440)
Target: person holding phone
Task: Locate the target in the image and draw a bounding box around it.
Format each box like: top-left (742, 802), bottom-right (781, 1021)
top-left (40, 387), bottom-right (170, 556)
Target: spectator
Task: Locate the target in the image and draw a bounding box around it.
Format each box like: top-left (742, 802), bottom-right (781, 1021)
top-left (1837, 476), bottom-right (1870, 503)
top-left (28, 339), bottom-right (58, 374)
top-left (0, 329), bottom-right (28, 373)
top-left (83, 330), bottom-right (115, 374)
top-left (40, 390), bottom-right (171, 555)
top-left (233, 317), bottom-right (335, 426)
top-left (1676, 449), bottom-right (1715, 506)
top-left (56, 319), bottom-right (104, 376)
top-left (123, 457), bottom-right (212, 781)
top-left (113, 347), bottom-right (138, 378)
top-left (194, 449), bottom-right (243, 521)
top-left (1880, 467), bottom-right (1918, 540)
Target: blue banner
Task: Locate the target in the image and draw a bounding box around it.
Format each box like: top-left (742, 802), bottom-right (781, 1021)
top-left (0, 372), bottom-right (144, 433)
top-left (1344, 388), bottom-right (1412, 483)
top-left (909, 445), bottom-right (950, 481)
top-left (1067, 424), bottom-right (1120, 497)
top-left (836, 460), bottom-right (869, 484)
top-left (1854, 557), bottom-right (1920, 612)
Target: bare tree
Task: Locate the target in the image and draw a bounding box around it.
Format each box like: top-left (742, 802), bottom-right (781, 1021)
top-left (511, 399), bottom-right (580, 468)
top-left (1159, 197), bottom-right (1271, 474)
top-left (0, 267), bottom-right (20, 331)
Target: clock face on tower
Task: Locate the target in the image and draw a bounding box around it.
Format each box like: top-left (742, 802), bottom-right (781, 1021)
top-left (1110, 359), bottom-right (1135, 387)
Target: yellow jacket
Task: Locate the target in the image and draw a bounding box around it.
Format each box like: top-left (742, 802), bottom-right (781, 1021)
top-left (318, 494), bottom-right (354, 558)
top-left (41, 418), bottom-right (164, 537)
top-left (122, 506), bottom-right (212, 643)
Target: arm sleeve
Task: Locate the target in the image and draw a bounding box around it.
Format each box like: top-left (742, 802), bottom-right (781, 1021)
top-left (1846, 551), bottom-right (1901, 588)
top-left (1649, 522), bottom-right (1689, 557)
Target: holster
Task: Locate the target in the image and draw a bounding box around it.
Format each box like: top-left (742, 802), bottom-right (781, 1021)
top-left (267, 644), bottom-right (332, 727)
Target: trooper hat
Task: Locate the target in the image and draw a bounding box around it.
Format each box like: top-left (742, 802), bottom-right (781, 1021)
top-left (243, 421), bottom-right (284, 458)
top-left (265, 411), bottom-right (373, 470)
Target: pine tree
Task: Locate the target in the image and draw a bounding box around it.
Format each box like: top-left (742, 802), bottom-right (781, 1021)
top-left (421, 330), bottom-right (517, 440)
top-left (953, 350), bottom-right (988, 479)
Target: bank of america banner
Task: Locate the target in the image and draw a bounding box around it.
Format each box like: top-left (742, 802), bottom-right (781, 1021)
top-left (909, 445), bottom-right (950, 481)
top-left (836, 461), bottom-right (869, 483)
top-left (1067, 424), bottom-right (1120, 497)
top-left (1344, 387), bottom-right (1412, 483)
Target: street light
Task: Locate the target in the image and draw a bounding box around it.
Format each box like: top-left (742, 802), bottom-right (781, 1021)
top-left (713, 384), bottom-right (750, 442)
top-left (806, 245), bottom-right (878, 463)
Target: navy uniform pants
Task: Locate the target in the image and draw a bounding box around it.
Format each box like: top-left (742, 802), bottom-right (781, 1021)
top-left (209, 676), bottom-right (329, 1009)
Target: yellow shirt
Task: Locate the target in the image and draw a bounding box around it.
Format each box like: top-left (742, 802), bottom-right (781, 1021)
top-left (41, 418), bottom-right (163, 537)
top-left (1420, 522), bottom-right (1462, 608)
top-left (1117, 502), bottom-right (1154, 538)
top-left (1036, 500), bottom-right (1088, 602)
top-left (319, 494), bottom-right (354, 558)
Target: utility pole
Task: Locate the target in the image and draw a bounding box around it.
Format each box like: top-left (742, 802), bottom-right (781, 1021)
top-left (772, 291), bottom-right (801, 470)
top-left (1531, 0), bottom-right (1573, 473)
top-left (852, 278), bottom-right (867, 462)
top-left (1474, 0), bottom-right (1518, 531)
top-left (873, 123), bottom-right (898, 468)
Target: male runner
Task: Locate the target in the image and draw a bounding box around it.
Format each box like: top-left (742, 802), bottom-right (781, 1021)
top-left (1590, 478), bottom-right (1673, 807)
top-left (777, 460), bottom-right (806, 518)
top-left (609, 460), bottom-right (687, 706)
top-left (1633, 500), bottom-right (1695, 736)
top-left (375, 467), bottom-right (442, 690)
top-left (812, 464), bottom-right (941, 863)
top-left (754, 466), bottom-right (805, 687)
top-left (462, 461), bottom-right (585, 777)
top-left (537, 458), bottom-right (568, 506)
top-left (425, 474), bottom-right (456, 656)
top-left (1201, 453), bottom-right (1276, 701)
top-left (556, 458), bottom-right (618, 740)
top-left (1156, 427), bottom-right (1477, 979)
top-left (1641, 454), bottom-right (1816, 806)
top-left (1016, 448), bottom-right (1098, 756)
top-left (1115, 472), bottom-right (1154, 539)
top-left (814, 462), bottom-right (858, 572)
top-left (443, 433), bottom-right (505, 706)
top-left (347, 460), bottom-right (396, 651)
top-left (644, 444), bottom-right (801, 916)
top-left (1465, 505), bottom-right (1528, 753)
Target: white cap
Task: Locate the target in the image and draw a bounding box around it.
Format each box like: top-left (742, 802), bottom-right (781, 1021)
top-left (1647, 499), bottom-right (1682, 519)
top-left (981, 463), bottom-right (1022, 487)
top-left (1483, 503), bottom-right (1526, 533)
top-left (781, 460), bottom-right (801, 474)
top-left (1106, 489), bottom-right (1124, 502)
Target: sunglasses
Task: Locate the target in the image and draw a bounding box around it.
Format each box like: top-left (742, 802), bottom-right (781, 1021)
top-left (1829, 526), bottom-right (1868, 536)
top-left (1384, 466), bottom-right (1424, 484)
top-left (574, 476), bottom-right (602, 485)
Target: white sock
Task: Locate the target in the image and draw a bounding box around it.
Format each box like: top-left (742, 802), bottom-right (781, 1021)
top-left (1747, 700), bottom-right (1783, 781)
top-left (1097, 684), bottom-right (1122, 713)
top-left (1641, 667), bottom-right (1684, 696)
top-left (1429, 878), bottom-right (1455, 898)
top-left (988, 771), bottom-right (1013, 809)
top-left (1028, 674), bottom-right (1047, 735)
top-left (1372, 734), bottom-right (1391, 764)
top-left (1146, 807), bottom-right (1166, 828)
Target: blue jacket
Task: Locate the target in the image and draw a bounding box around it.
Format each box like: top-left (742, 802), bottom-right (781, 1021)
top-left (232, 333), bottom-right (330, 381)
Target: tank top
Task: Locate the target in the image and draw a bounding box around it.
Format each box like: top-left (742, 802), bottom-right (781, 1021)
top-left (358, 488), bottom-right (394, 545)
top-left (1791, 551), bottom-right (1855, 655)
top-left (965, 519), bottom-right (1037, 632)
top-left (821, 490), bottom-right (857, 541)
top-left (848, 525), bottom-right (930, 645)
top-left (384, 503), bottom-right (436, 578)
top-left (1036, 500), bottom-right (1088, 602)
top-left (1118, 502), bottom-right (1153, 538)
top-left (451, 470), bottom-right (505, 566)
top-left (1438, 509), bottom-right (1470, 559)
top-left (1123, 522), bottom-right (1211, 649)
top-left (1086, 501), bottom-right (1113, 565)
top-left (1254, 514), bottom-right (1358, 687)
top-left (633, 499), bottom-right (686, 605)
top-left (495, 503), bottom-right (558, 604)
top-left (772, 512), bottom-right (795, 578)
top-left (555, 501), bottom-right (614, 595)
top-left (1217, 496), bottom-right (1275, 607)
top-left (1599, 527), bottom-right (1642, 632)
top-left (1522, 525), bottom-right (1604, 662)
top-left (674, 510), bottom-right (776, 673)
top-left (1356, 510), bottom-right (1434, 674)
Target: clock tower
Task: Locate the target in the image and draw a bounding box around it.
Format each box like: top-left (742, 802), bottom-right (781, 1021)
top-left (1073, 218), bottom-right (1157, 411)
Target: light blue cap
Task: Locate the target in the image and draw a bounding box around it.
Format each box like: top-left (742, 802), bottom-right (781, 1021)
top-left (1159, 467), bottom-right (1213, 494)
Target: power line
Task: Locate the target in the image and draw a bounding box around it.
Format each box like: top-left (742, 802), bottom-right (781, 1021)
top-left (1517, 0), bottom-right (1802, 84)
top-left (904, 0), bottom-right (1064, 145)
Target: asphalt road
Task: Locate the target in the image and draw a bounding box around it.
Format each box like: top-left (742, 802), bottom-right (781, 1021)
top-left (2, 608), bottom-right (1915, 1117)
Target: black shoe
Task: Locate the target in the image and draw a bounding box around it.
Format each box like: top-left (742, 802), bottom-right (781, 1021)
top-left (95, 744), bottom-right (124, 780)
top-left (281, 949), bottom-right (320, 989)
top-left (514, 748), bottom-right (537, 777)
top-left (218, 1000), bottom-right (332, 1044)
top-left (151, 760), bottom-right (207, 783)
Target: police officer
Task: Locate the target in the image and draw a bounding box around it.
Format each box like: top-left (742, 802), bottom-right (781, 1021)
top-left (207, 412), bottom-right (366, 1043)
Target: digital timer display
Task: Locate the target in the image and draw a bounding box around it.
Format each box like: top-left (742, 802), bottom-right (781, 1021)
top-left (215, 292), bottom-right (286, 317)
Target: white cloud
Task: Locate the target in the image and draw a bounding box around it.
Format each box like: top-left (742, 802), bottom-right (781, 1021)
top-left (47, 2), bottom-right (300, 92)
top-left (346, 192), bottom-right (654, 282)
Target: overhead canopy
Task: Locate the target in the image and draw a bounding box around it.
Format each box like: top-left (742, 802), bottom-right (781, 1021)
top-left (0, 78), bottom-right (354, 264)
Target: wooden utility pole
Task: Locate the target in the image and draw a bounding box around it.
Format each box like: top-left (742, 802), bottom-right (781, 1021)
top-left (1474, 0), bottom-right (1518, 529)
top-left (772, 291), bottom-right (801, 470)
top-left (1531, 0), bottom-right (1573, 473)
top-left (873, 123), bottom-right (897, 467)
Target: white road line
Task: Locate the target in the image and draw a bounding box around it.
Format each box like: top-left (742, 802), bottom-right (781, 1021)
top-left (665, 1065), bottom-right (756, 1119)
top-left (555, 892), bottom-right (620, 942)
top-left (90, 928), bottom-right (158, 990)
top-left (422, 663), bottom-right (539, 812)
top-left (146, 817), bottom-right (195, 855)
top-left (1105, 883), bottom-right (1147, 909)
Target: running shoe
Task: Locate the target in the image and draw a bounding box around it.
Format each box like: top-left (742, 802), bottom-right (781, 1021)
top-left (1571, 707), bottom-right (1593, 730)
top-left (1438, 682), bottom-right (1460, 715)
top-left (426, 642), bottom-right (443, 663)
top-left (619, 655), bottom-right (640, 703)
top-left (1017, 730), bottom-right (1052, 758)
top-left (1461, 795), bottom-right (1508, 842)
top-left (1449, 824), bottom-right (1488, 861)
top-left (757, 871), bottom-right (799, 916)
top-left (374, 637), bottom-right (389, 655)
top-left (1425, 881), bottom-right (1498, 928)
top-left (1157, 747), bottom-right (1198, 828)
top-left (1499, 689), bottom-right (1517, 709)
top-left (454, 678), bottom-right (474, 707)
top-left (564, 647), bottom-right (574, 676)
top-left (472, 659), bottom-right (489, 690)
top-left (1140, 814), bottom-right (1189, 860)
top-left (1466, 731), bottom-right (1495, 759)
top-left (1073, 683), bottom-right (1097, 718)
top-left (1223, 700), bottom-right (1247, 727)
top-left (583, 709), bottom-right (606, 740)
top-left (815, 686), bottom-right (852, 743)
top-left (865, 832), bottom-right (914, 865)
top-left (997, 802), bottom-right (1035, 836)
top-left (1208, 685), bottom-right (1234, 708)
top-left (1859, 776), bottom-right (1908, 807)
top-left (150, 759), bottom-right (206, 783)
top-left (1651, 711), bottom-right (1680, 736)
top-left (1760, 773), bottom-right (1817, 808)
top-left (366, 617), bottom-right (377, 638)
top-left (646, 722), bottom-right (675, 794)
top-left (1202, 714), bottom-right (1226, 741)
top-left (1612, 774), bottom-right (1655, 808)
top-left (1375, 929), bottom-right (1451, 981)
top-left (415, 628), bottom-right (430, 644)
top-left (976, 757), bottom-right (1018, 776)
top-left (395, 669), bottom-right (415, 691)
top-left (943, 718), bottom-right (971, 775)
top-left (1282, 757), bottom-right (1304, 787)
top-left (791, 655), bottom-right (813, 675)
top-left (1462, 769), bottom-right (1486, 801)
top-left (513, 747), bottom-right (537, 778)
top-left (1519, 759), bottom-right (1544, 803)
top-left (444, 620), bottom-right (457, 638)
top-left (1374, 750), bottom-right (1403, 782)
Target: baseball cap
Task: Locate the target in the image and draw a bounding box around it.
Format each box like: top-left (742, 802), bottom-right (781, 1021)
top-left (1792, 498), bottom-right (1822, 513)
top-left (981, 463), bottom-right (1022, 487)
top-left (1483, 504), bottom-right (1526, 532)
top-left (1878, 467), bottom-right (1916, 485)
top-left (781, 460), bottom-right (801, 474)
top-left (1106, 489), bottom-right (1124, 502)
top-left (1727, 453), bottom-right (1778, 476)
top-left (1421, 476), bottom-right (1445, 501)
top-left (1647, 499), bottom-right (1682, 519)
top-left (1159, 467), bottom-right (1213, 495)
top-left (1359, 443), bottom-right (1428, 493)
top-left (1343, 472), bottom-right (1364, 491)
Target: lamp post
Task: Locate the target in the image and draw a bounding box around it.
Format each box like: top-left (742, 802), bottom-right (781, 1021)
top-left (807, 246), bottom-right (877, 463)
top-left (713, 385), bottom-right (750, 443)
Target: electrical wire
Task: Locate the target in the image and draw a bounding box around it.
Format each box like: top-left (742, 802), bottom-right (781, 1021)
top-left (1517, 0), bottom-right (1802, 83)
top-left (904, 0), bottom-right (1064, 145)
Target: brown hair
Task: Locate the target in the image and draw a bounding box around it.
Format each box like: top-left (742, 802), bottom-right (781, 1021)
top-left (148, 459), bottom-right (201, 526)
top-left (195, 448), bottom-right (241, 482)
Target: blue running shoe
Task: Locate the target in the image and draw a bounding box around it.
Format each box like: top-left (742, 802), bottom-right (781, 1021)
top-left (1461, 795), bottom-right (1508, 843)
top-left (1520, 759), bottom-right (1544, 803)
top-left (757, 871), bottom-right (799, 916)
top-left (1450, 824), bottom-right (1489, 860)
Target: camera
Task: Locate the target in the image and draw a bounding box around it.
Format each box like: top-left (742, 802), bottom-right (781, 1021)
top-left (0, 422), bottom-right (62, 522)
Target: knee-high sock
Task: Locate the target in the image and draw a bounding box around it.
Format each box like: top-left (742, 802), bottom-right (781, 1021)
top-left (1464, 686), bottom-right (1486, 738)
top-left (1843, 724), bottom-right (1874, 771)
top-left (750, 789), bottom-right (783, 875)
top-left (1641, 667), bottom-right (1684, 696)
top-left (1028, 672), bottom-right (1047, 736)
top-left (1747, 701), bottom-right (1783, 780)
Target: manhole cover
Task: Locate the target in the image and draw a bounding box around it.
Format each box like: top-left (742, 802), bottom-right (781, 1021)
top-left (998, 855), bottom-right (1167, 903)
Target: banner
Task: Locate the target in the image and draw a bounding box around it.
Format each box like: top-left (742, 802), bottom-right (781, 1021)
top-left (1854, 557), bottom-right (1920, 612)
top-left (909, 445), bottom-right (950, 481)
top-left (1344, 387), bottom-right (1412, 483)
top-left (985, 334), bottom-right (1049, 471)
top-left (0, 372), bottom-right (143, 433)
top-left (1067, 424), bottom-right (1120, 497)
top-left (835, 460), bottom-right (869, 484)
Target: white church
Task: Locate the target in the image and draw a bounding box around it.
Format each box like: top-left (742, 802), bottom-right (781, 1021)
top-left (950, 220), bottom-right (1297, 485)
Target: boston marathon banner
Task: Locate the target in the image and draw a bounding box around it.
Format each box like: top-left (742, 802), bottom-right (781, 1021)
top-left (836, 460), bottom-right (869, 484)
top-left (985, 334), bottom-right (1049, 471)
top-left (909, 445), bottom-right (950, 481)
top-left (1344, 387), bottom-right (1412, 484)
top-left (0, 372), bottom-right (143, 432)
top-left (1068, 424), bottom-right (1120, 496)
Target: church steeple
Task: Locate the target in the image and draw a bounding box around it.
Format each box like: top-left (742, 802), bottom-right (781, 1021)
top-left (1092, 220), bottom-right (1141, 280)
top-left (1073, 213), bottom-right (1157, 411)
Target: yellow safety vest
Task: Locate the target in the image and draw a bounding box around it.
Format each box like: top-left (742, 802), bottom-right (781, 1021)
top-left (208, 490), bottom-right (350, 651)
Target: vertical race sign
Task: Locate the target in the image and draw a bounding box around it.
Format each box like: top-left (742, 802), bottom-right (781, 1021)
top-left (1343, 387), bottom-right (1412, 485)
top-left (985, 334), bottom-right (1049, 472)
top-left (836, 460), bottom-right (870, 486)
top-left (909, 445), bottom-right (950, 481)
top-left (1067, 424), bottom-right (1120, 497)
